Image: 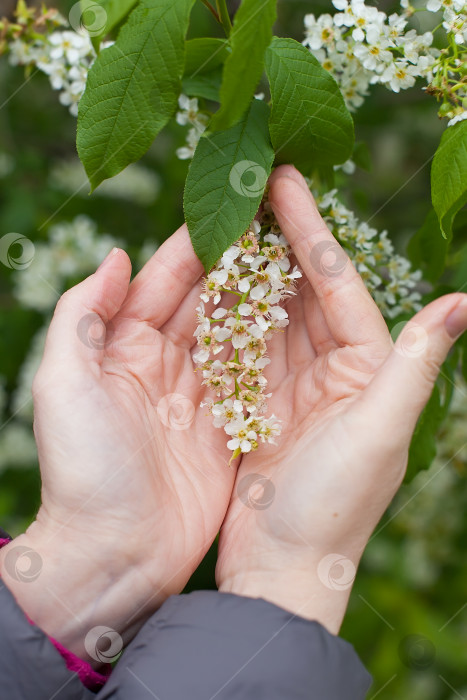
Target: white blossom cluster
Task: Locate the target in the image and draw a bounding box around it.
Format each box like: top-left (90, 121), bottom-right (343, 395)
top-left (0, 214), bottom-right (159, 474)
top-left (316, 188), bottom-right (422, 318)
top-left (14, 215), bottom-right (120, 312)
top-left (194, 202), bottom-right (302, 457)
top-left (50, 158), bottom-right (161, 206)
top-left (303, 0), bottom-right (466, 119)
top-left (175, 95), bottom-right (209, 160)
top-left (8, 27), bottom-right (101, 116)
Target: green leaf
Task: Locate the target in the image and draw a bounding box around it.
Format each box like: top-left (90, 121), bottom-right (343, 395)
top-left (184, 99), bottom-right (274, 272)
top-left (77, 0), bottom-right (195, 191)
top-left (405, 385), bottom-right (442, 482)
top-left (265, 37), bottom-right (354, 169)
top-left (184, 37), bottom-right (229, 76)
top-left (79, 0), bottom-right (138, 45)
top-left (181, 39), bottom-right (229, 101)
top-left (182, 69), bottom-right (223, 101)
top-left (210, 0), bottom-right (277, 131)
top-left (407, 208), bottom-right (449, 283)
top-left (431, 120), bottom-right (467, 239)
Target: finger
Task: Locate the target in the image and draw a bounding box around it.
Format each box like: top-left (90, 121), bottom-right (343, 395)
top-left (160, 281), bottom-right (203, 347)
top-left (300, 276), bottom-right (337, 354)
top-left (284, 292), bottom-right (317, 365)
top-left (359, 293), bottom-right (467, 442)
top-left (38, 248), bottom-right (132, 374)
top-left (268, 166), bottom-right (390, 349)
top-left (120, 224), bottom-right (203, 328)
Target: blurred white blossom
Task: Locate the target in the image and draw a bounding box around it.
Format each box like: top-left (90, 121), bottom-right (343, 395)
top-left (50, 159), bottom-right (160, 205)
top-left (175, 95), bottom-right (209, 160)
top-left (315, 187), bottom-right (423, 318)
top-left (0, 423), bottom-right (37, 473)
top-left (8, 23), bottom-right (111, 116)
top-left (14, 216), bottom-right (120, 312)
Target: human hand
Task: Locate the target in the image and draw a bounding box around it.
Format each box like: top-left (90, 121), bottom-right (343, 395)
top-left (216, 165), bottom-right (467, 633)
top-left (0, 225), bottom-right (236, 662)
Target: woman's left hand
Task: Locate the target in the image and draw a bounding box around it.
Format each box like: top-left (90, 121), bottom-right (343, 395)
top-left (0, 225), bottom-right (237, 664)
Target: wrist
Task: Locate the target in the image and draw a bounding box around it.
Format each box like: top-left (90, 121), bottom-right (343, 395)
top-left (0, 521), bottom-right (161, 668)
top-left (217, 553), bottom-right (362, 635)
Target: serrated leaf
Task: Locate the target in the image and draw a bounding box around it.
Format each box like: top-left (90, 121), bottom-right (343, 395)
top-left (181, 38), bottom-right (229, 101)
top-left (79, 0), bottom-right (138, 43)
top-left (265, 37), bottom-right (354, 169)
top-left (210, 0), bottom-right (276, 131)
top-left (184, 37), bottom-right (229, 77)
top-left (431, 120), bottom-right (467, 239)
top-left (182, 69), bottom-right (223, 101)
top-left (407, 208), bottom-right (449, 283)
top-left (184, 99), bottom-right (274, 272)
top-left (77, 0), bottom-right (195, 191)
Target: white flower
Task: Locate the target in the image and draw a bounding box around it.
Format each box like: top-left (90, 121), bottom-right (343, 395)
top-left (442, 9), bottom-right (467, 44)
top-left (200, 269), bottom-right (228, 304)
top-left (448, 110), bottom-right (467, 127)
top-left (223, 318), bottom-right (254, 348)
top-left (211, 399), bottom-right (244, 427)
top-left (257, 415), bottom-right (282, 444)
top-left (176, 95), bottom-right (209, 129)
top-left (381, 60), bottom-right (419, 92)
top-left (354, 37), bottom-right (393, 72)
top-left (225, 416), bottom-right (258, 453)
top-left (48, 31), bottom-right (91, 63)
top-left (304, 14), bottom-right (341, 50)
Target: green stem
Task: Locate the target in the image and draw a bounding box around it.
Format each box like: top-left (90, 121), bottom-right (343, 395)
top-left (199, 0), bottom-right (220, 22)
top-left (216, 0), bottom-right (232, 36)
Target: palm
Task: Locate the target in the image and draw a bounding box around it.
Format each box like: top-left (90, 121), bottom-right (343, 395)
top-left (216, 172), bottom-right (403, 586)
top-left (35, 228), bottom-right (235, 601)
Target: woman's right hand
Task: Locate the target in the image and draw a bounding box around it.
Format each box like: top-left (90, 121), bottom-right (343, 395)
top-left (216, 166), bottom-right (467, 634)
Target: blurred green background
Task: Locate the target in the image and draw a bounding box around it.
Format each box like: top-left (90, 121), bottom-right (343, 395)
top-left (0, 1), bottom-right (466, 698)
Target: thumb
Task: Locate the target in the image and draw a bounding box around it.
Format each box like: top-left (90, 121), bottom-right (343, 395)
top-left (360, 293), bottom-right (467, 442)
top-left (40, 248), bottom-right (132, 372)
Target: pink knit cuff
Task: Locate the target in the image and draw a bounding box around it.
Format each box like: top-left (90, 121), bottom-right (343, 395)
top-left (0, 536), bottom-right (110, 691)
top-left (39, 631), bottom-right (111, 691)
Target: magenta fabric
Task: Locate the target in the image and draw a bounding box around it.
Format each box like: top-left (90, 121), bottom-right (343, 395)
top-left (0, 535), bottom-right (110, 691)
top-left (41, 632), bottom-right (111, 691)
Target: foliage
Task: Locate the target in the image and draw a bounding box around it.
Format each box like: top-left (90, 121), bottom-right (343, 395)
top-left (0, 0), bottom-right (466, 698)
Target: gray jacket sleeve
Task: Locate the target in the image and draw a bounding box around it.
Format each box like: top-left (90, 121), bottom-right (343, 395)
top-left (98, 591), bottom-right (372, 699)
top-left (0, 582), bottom-right (95, 700)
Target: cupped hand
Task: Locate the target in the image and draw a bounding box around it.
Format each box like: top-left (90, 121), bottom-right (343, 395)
top-left (0, 225), bottom-right (236, 658)
top-left (216, 166), bottom-right (467, 633)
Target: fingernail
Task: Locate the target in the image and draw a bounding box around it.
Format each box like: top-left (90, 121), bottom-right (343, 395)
top-left (97, 247), bottom-right (118, 271)
top-left (445, 299), bottom-right (467, 339)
